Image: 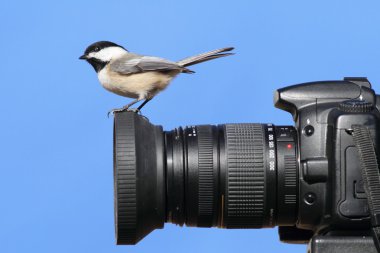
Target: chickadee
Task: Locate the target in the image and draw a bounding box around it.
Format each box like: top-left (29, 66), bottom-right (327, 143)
top-left (79, 41), bottom-right (234, 114)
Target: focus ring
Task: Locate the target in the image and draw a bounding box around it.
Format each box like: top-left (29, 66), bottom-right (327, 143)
top-left (197, 126), bottom-right (215, 227)
top-left (224, 124), bottom-right (265, 228)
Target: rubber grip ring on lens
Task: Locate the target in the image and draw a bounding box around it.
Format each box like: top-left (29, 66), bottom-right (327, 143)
top-left (224, 124), bottom-right (265, 228)
top-left (197, 126), bottom-right (215, 227)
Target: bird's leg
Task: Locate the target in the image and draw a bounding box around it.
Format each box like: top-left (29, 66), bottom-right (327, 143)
top-left (107, 98), bottom-right (142, 117)
top-left (137, 97), bottom-right (153, 111)
top-left (121, 98), bottom-right (141, 111)
top-left (108, 93), bottom-right (155, 117)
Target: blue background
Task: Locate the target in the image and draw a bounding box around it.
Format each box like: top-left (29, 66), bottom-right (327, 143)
top-left (1, 1), bottom-right (379, 252)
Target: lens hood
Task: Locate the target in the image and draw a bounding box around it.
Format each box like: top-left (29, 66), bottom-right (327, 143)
top-left (113, 111), bottom-right (165, 245)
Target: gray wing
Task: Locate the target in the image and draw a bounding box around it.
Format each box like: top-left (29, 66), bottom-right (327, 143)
top-left (110, 55), bottom-right (185, 75)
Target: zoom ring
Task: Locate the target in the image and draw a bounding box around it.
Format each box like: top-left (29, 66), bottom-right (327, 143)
top-left (197, 126), bottom-right (215, 227)
top-left (114, 114), bottom-right (137, 244)
top-left (224, 124), bottom-right (266, 228)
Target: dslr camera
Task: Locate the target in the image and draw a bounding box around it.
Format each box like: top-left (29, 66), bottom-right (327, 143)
top-left (113, 77), bottom-right (380, 253)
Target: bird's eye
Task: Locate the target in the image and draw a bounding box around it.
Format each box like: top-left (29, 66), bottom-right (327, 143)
top-left (94, 47), bottom-right (100, 52)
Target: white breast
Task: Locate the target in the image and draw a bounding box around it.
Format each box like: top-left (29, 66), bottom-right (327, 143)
top-left (97, 66), bottom-right (178, 99)
top-left (98, 68), bottom-right (111, 87)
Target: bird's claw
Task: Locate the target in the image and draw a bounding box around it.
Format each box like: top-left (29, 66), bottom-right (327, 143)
top-left (107, 107), bottom-right (140, 118)
top-left (107, 109), bottom-right (121, 118)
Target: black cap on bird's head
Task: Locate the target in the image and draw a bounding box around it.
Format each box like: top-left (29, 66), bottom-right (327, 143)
top-left (79, 41), bottom-right (127, 72)
top-left (80, 41), bottom-right (126, 58)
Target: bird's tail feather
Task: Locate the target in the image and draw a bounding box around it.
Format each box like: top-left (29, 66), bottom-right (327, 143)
top-left (177, 47), bottom-right (234, 67)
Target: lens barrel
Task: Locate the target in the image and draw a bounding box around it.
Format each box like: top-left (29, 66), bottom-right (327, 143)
top-left (114, 112), bottom-right (298, 245)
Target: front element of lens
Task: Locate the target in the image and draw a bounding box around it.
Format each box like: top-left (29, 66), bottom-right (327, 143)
top-left (113, 112), bottom-right (298, 244)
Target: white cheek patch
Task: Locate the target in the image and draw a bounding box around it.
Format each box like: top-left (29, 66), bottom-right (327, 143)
top-left (90, 46), bottom-right (127, 62)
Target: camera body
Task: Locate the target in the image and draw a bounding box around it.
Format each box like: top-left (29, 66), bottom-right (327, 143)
top-left (275, 77), bottom-right (380, 242)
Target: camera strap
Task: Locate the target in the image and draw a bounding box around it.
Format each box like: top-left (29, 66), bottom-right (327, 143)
top-left (352, 125), bottom-right (380, 253)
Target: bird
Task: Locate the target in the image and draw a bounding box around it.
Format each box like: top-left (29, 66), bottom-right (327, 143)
top-left (79, 41), bottom-right (234, 115)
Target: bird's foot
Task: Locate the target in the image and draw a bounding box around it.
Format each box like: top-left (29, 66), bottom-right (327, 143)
top-left (107, 107), bottom-right (140, 118)
top-left (126, 108), bottom-right (141, 114)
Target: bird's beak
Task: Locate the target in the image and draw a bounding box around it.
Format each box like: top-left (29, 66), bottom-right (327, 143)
top-left (79, 54), bottom-right (88, 60)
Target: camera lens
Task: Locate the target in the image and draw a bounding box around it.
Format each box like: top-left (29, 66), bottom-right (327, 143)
top-left (114, 112), bottom-right (298, 245)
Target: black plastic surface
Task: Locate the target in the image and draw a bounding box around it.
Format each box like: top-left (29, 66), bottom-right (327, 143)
top-left (274, 77), bottom-right (379, 233)
top-left (309, 236), bottom-right (377, 253)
